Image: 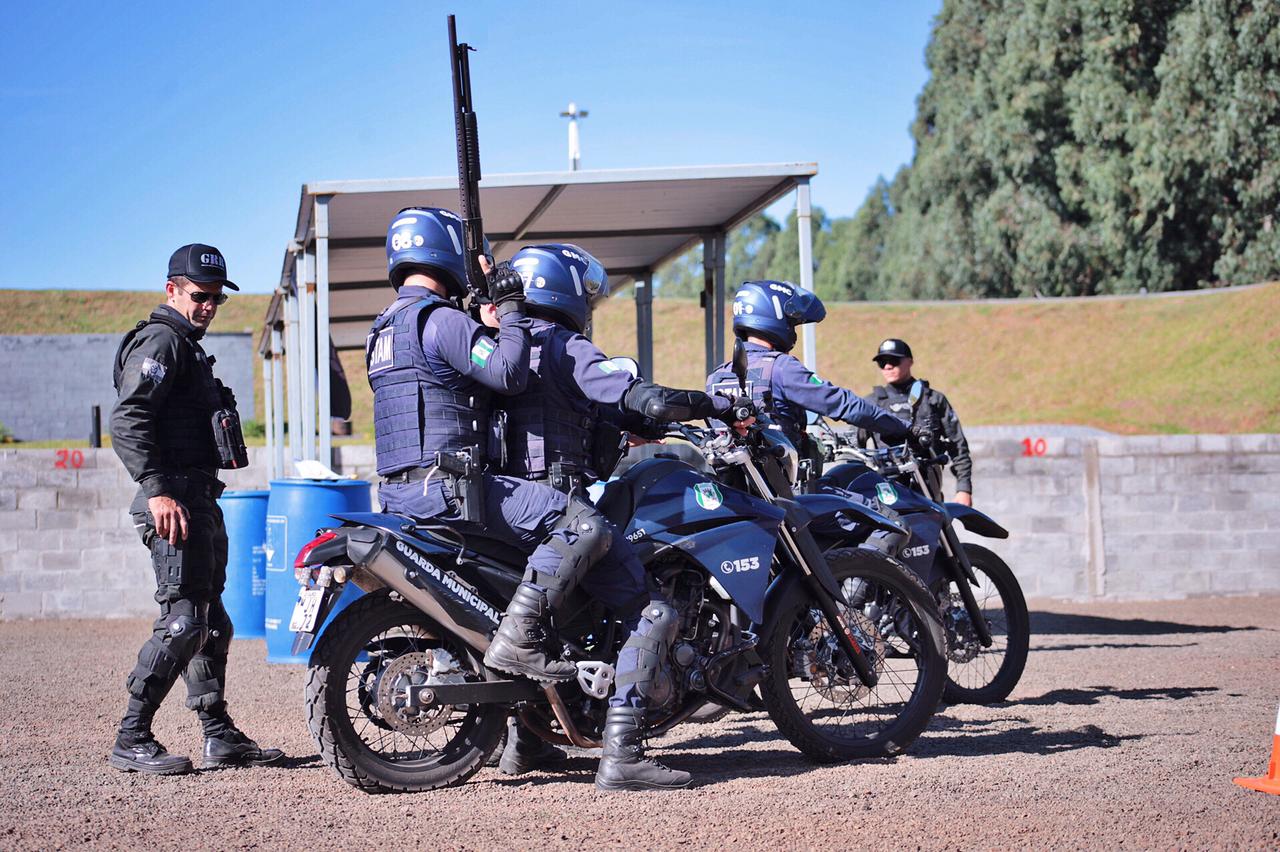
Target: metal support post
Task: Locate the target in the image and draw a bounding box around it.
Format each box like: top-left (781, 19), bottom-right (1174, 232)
top-left (634, 272), bottom-right (654, 380)
top-left (262, 353), bottom-right (276, 479)
top-left (713, 229), bottom-right (727, 365)
top-left (702, 235), bottom-right (716, 376)
top-left (795, 178), bottom-right (817, 371)
top-left (300, 248), bottom-right (317, 462)
top-left (284, 253), bottom-right (303, 468)
top-left (270, 325), bottom-right (286, 479)
top-left (315, 195), bottom-right (333, 468)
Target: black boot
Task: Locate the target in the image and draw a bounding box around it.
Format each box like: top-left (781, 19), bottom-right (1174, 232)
top-left (595, 707), bottom-right (691, 791)
top-left (110, 734), bottom-right (193, 775)
top-left (203, 728), bottom-right (285, 768)
top-left (484, 583), bottom-right (578, 683)
top-left (498, 717), bottom-right (568, 776)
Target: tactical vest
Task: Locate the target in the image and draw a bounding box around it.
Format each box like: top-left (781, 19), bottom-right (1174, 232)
top-left (501, 323), bottom-right (596, 480)
top-left (871, 380), bottom-right (930, 423)
top-left (366, 291), bottom-right (491, 476)
top-left (113, 311), bottom-right (221, 472)
top-left (708, 349), bottom-right (804, 443)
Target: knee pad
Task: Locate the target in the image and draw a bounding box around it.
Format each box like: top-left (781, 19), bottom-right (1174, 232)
top-left (614, 601), bottom-right (681, 706)
top-left (533, 499), bottom-right (613, 601)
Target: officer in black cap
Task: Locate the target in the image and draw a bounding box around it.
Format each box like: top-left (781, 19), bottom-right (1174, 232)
top-left (108, 244), bottom-right (283, 774)
top-left (870, 338), bottom-right (973, 505)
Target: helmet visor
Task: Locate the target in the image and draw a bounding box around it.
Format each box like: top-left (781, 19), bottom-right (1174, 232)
top-left (563, 244), bottom-right (609, 303)
top-left (783, 288), bottom-right (826, 324)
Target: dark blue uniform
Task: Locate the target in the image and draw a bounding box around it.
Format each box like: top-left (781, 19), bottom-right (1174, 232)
top-left (499, 317), bottom-right (670, 709)
top-left (369, 288), bottom-right (584, 603)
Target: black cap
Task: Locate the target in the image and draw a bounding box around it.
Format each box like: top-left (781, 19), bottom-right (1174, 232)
top-left (872, 338), bottom-right (912, 362)
top-left (167, 243), bottom-right (239, 291)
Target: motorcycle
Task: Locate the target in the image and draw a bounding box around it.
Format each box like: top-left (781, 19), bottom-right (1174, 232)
top-left (807, 405), bottom-right (1029, 705)
top-left (289, 343), bottom-right (946, 792)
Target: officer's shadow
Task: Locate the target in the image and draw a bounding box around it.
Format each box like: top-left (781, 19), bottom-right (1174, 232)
top-left (199, 753), bottom-right (324, 772)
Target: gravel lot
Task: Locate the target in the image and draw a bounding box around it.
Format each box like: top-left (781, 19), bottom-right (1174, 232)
top-left (2, 595), bottom-right (1278, 850)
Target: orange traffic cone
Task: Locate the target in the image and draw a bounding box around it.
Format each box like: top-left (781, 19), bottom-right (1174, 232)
top-left (1234, 703), bottom-right (1280, 796)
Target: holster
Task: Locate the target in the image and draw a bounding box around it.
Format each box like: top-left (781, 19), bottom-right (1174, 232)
top-left (590, 421), bottom-right (628, 481)
top-left (211, 408), bottom-right (249, 469)
top-left (547, 461), bottom-right (584, 496)
top-left (436, 446), bottom-right (486, 525)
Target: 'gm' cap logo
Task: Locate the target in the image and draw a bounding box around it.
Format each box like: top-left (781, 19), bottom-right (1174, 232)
top-left (201, 253), bottom-right (226, 270)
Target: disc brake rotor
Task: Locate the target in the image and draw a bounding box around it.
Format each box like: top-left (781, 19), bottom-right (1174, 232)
top-left (809, 606), bottom-right (886, 703)
top-left (945, 594), bottom-right (981, 664)
top-left (374, 650), bottom-right (468, 736)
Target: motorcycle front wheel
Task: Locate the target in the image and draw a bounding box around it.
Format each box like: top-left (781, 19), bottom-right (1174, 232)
top-left (760, 547), bottom-right (946, 762)
top-left (938, 544), bottom-right (1029, 704)
top-left (305, 590), bottom-right (506, 793)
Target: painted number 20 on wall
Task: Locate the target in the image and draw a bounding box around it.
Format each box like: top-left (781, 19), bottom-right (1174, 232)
top-left (54, 449), bottom-right (85, 469)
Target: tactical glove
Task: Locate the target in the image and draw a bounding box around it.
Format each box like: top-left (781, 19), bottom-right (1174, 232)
top-left (487, 262), bottom-right (527, 317)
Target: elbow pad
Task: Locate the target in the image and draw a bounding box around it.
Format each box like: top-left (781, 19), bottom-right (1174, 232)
top-left (623, 381), bottom-right (716, 422)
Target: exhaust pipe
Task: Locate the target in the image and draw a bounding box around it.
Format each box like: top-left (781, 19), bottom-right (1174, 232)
top-left (355, 548), bottom-right (493, 655)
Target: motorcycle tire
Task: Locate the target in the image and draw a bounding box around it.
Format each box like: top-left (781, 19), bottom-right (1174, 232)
top-left (939, 544), bottom-right (1029, 705)
top-left (305, 590), bottom-right (506, 793)
top-left (760, 547), bottom-right (946, 763)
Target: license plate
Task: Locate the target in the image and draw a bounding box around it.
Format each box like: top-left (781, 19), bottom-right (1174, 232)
top-left (289, 588), bottom-right (326, 633)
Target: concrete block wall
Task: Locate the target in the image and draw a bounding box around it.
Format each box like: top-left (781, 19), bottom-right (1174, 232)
top-left (0, 333), bottom-right (255, 441)
top-left (3, 435), bottom-right (1279, 618)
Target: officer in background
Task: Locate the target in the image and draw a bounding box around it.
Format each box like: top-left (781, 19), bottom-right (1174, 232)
top-left (109, 244), bottom-right (283, 774)
top-left (707, 281), bottom-right (913, 457)
top-left (486, 244), bottom-right (747, 791)
top-left (870, 339), bottom-right (973, 506)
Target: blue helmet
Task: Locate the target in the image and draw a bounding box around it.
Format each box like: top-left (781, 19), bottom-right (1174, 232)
top-left (731, 280), bottom-right (827, 351)
top-left (510, 244), bottom-right (609, 334)
top-left (385, 207), bottom-right (469, 296)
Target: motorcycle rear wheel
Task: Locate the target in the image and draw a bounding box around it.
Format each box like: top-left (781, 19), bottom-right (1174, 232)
top-left (760, 547), bottom-right (946, 762)
top-left (939, 544), bottom-right (1029, 704)
top-left (305, 590), bottom-right (506, 793)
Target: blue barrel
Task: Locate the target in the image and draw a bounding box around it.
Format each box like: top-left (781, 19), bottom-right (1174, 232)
top-left (218, 490), bottom-right (269, 640)
top-left (264, 478), bottom-right (372, 664)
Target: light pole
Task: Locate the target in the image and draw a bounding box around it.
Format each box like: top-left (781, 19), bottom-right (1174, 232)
top-left (559, 101), bottom-right (588, 171)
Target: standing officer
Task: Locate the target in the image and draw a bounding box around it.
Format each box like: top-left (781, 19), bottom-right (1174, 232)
top-left (109, 244), bottom-right (283, 774)
top-left (870, 339), bottom-right (973, 506)
top-left (707, 281), bottom-right (913, 455)
top-left (490, 243), bottom-right (747, 791)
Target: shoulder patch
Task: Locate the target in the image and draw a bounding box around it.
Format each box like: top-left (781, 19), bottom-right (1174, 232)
top-left (140, 357), bottom-right (167, 383)
top-left (597, 360), bottom-right (621, 374)
top-left (807, 374), bottom-right (823, 385)
top-left (470, 337), bottom-right (496, 367)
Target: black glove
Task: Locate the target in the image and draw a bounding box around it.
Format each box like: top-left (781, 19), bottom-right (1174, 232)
top-left (722, 396), bottom-right (756, 426)
top-left (909, 420), bottom-right (937, 451)
top-left (486, 261), bottom-right (526, 316)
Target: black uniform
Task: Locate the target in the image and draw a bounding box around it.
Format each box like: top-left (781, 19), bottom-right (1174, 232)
top-left (870, 379), bottom-right (973, 494)
top-left (111, 305), bottom-right (238, 741)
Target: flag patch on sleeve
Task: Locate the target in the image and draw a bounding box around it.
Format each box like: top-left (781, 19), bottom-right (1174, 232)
top-left (141, 357), bottom-right (167, 383)
top-left (470, 337), bottom-right (496, 367)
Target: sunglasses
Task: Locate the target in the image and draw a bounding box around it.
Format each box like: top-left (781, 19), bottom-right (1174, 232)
top-left (178, 286), bottom-right (229, 306)
top-left (877, 357), bottom-right (903, 367)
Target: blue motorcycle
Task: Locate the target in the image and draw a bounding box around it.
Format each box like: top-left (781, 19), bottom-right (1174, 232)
top-left (810, 417), bottom-right (1029, 705)
top-left (290, 348), bottom-right (946, 793)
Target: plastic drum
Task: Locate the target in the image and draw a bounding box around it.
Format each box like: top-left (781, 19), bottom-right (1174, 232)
top-left (217, 490), bottom-right (269, 640)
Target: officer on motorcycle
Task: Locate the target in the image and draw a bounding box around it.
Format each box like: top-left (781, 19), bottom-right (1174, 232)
top-left (869, 339), bottom-right (973, 506)
top-left (482, 243), bottom-right (748, 790)
top-left (109, 244), bottom-right (283, 774)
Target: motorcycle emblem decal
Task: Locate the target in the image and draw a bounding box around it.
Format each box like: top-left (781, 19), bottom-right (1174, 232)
top-left (875, 482), bottom-right (898, 505)
top-left (693, 482), bottom-right (723, 511)
top-left (720, 556), bottom-right (761, 574)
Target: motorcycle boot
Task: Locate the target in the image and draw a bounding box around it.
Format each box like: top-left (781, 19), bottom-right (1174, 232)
top-left (203, 727), bottom-right (285, 768)
top-left (596, 602), bottom-right (690, 791)
top-left (594, 707), bottom-right (691, 791)
top-left (109, 734), bottom-right (193, 775)
top-left (485, 499), bottom-right (611, 683)
top-left (498, 716), bottom-right (568, 775)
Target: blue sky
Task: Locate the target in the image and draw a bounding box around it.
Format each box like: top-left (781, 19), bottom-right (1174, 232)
top-left (0, 1), bottom-right (940, 293)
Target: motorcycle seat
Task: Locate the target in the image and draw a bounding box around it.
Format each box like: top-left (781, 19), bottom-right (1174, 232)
top-left (406, 523), bottom-right (528, 570)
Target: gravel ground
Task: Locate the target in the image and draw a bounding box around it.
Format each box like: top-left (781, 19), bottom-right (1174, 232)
top-left (2, 595), bottom-right (1278, 850)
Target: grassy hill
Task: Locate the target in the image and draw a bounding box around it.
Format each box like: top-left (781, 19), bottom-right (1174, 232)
top-left (2, 283), bottom-right (1277, 439)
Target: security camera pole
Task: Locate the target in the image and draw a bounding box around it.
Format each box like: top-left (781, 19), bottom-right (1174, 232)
top-left (560, 102), bottom-right (588, 171)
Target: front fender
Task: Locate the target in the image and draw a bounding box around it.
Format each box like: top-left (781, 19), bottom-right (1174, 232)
top-left (797, 492), bottom-right (908, 536)
top-left (945, 503), bottom-right (1009, 539)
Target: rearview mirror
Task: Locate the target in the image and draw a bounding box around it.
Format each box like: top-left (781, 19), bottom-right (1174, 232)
top-left (731, 339), bottom-right (748, 393)
top-left (909, 379), bottom-right (924, 409)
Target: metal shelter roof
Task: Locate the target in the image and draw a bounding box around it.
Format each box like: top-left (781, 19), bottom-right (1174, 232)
top-left (258, 162), bottom-right (820, 474)
top-left (264, 162), bottom-right (817, 351)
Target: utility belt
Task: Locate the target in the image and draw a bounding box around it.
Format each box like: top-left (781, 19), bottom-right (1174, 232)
top-left (158, 470), bottom-right (225, 502)
top-left (384, 446), bottom-right (486, 525)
